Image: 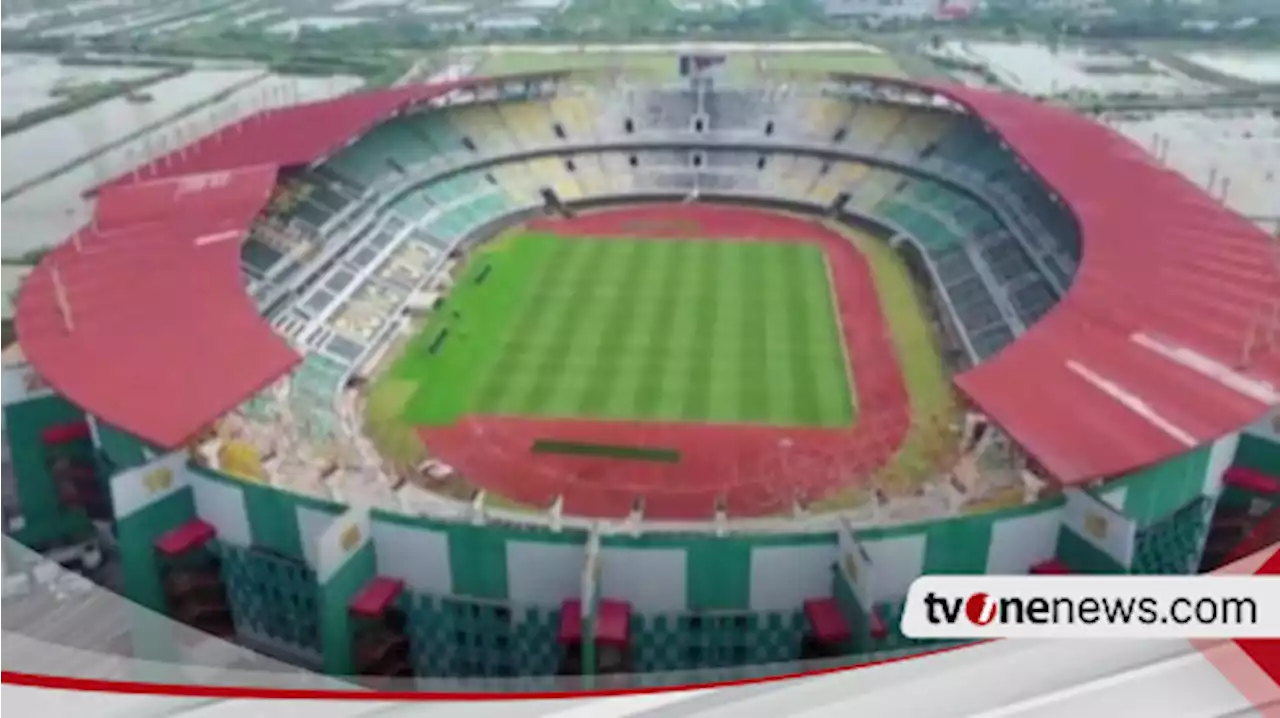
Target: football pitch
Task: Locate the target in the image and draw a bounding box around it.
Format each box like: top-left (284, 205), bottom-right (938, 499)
top-left (389, 232), bottom-right (856, 428)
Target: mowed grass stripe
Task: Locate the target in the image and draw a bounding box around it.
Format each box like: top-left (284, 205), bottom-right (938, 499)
top-left (631, 241), bottom-right (686, 418)
top-left (468, 238), bottom-right (573, 409)
top-left (535, 239), bottom-right (630, 417)
top-left (471, 237), bottom-right (580, 412)
top-left (578, 240), bottom-right (656, 417)
top-left (401, 235), bottom-right (558, 423)
top-left (761, 244), bottom-right (801, 423)
top-left (782, 245), bottom-right (825, 424)
top-left (681, 241), bottom-right (720, 421)
top-left (815, 253), bottom-right (857, 424)
top-left (706, 242), bottom-right (743, 422)
top-left (807, 250), bottom-right (856, 424)
top-left (509, 239), bottom-right (615, 414)
top-left (655, 240), bottom-right (706, 418)
top-left (390, 231), bottom-right (857, 430)
top-left (739, 243), bottom-right (772, 422)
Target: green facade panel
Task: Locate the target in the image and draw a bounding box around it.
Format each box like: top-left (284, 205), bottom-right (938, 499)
top-left (320, 542), bottom-right (376, 675)
top-left (1111, 446), bottom-right (1211, 526)
top-left (920, 513), bottom-right (994, 575)
top-left (4, 396), bottom-right (93, 547)
top-left (1055, 527), bottom-right (1126, 574)
top-left (448, 523), bottom-right (510, 600)
top-left (117, 487), bottom-right (198, 612)
top-left (686, 540), bottom-right (752, 611)
top-left (85, 431), bottom-right (1234, 679)
top-left (1236, 434), bottom-right (1280, 476)
top-left (96, 420), bottom-right (152, 472)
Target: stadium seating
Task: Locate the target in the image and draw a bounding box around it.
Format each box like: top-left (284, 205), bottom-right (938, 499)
top-left (800, 96), bottom-right (853, 141)
top-left (876, 110), bottom-right (953, 161)
top-left (636, 88), bottom-right (697, 130)
top-left (326, 123), bottom-right (432, 187)
top-left (564, 153), bottom-right (613, 195)
top-left (549, 94), bottom-right (602, 140)
top-left (404, 111), bottom-right (469, 155)
top-left (842, 167), bottom-right (902, 212)
top-left (445, 103), bottom-right (522, 154)
top-left (808, 160), bottom-right (871, 205)
top-left (776, 156), bottom-right (826, 198)
top-left (309, 178), bottom-right (359, 224)
top-left (487, 164), bottom-right (542, 205)
top-left (596, 151), bottom-right (637, 194)
top-left (835, 103), bottom-right (905, 154)
top-left (254, 88), bottom-right (1086, 453)
top-left (240, 238), bottom-right (285, 279)
top-left (289, 353), bottom-right (348, 439)
top-left (497, 101), bottom-right (559, 147)
top-left (704, 89), bottom-right (769, 132)
top-left (524, 157), bottom-right (585, 200)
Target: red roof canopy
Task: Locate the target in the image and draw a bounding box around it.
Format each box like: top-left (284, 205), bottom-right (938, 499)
top-left (15, 73), bottom-right (1280, 482)
top-left (97, 82), bottom-right (457, 189)
top-left (95, 74), bottom-right (558, 190)
top-left (16, 75), bottom-right (562, 449)
top-left (930, 84), bottom-right (1280, 484)
top-left (15, 165), bottom-right (299, 448)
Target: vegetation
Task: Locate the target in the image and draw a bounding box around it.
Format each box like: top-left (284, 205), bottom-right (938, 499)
top-left (2, 65), bottom-right (187, 135)
top-left (811, 222), bottom-right (961, 509)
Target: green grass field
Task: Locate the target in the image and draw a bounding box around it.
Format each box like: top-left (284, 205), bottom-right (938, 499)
top-left (387, 232), bottom-right (855, 429)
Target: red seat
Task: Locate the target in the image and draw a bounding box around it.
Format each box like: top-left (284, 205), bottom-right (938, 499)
top-left (804, 598), bottom-right (852, 644)
top-left (155, 519), bottom-right (216, 557)
top-left (558, 599), bottom-right (632, 647)
top-left (349, 577), bottom-right (405, 618)
top-left (1224, 467), bottom-right (1280, 495)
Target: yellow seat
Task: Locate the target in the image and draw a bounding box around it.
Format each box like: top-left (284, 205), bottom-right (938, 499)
top-left (525, 157), bottom-right (583, 200)
top-left (447, 104), bottom-right (519, 152)
top-left (496, 100), bottom-right (558, 147)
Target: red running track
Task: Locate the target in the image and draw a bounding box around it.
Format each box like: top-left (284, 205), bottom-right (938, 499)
top-left (418, 204), bottom-right (911, 519)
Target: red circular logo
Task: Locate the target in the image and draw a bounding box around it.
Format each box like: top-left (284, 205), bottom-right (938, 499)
top-left (965, 592), bottom-right (996, 626)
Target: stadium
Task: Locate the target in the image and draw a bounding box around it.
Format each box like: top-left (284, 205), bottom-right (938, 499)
top-left (4, 57), bottom-right (1280, 685)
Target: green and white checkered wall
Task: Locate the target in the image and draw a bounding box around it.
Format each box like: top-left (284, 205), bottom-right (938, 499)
top-left (0, 368), bottom-right (1240, 677)
top-left (107, 438), bottom-right (1238, 675)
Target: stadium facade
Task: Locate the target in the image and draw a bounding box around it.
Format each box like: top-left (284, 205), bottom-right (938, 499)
top-left (4, 70), bottom-right (1279, 684)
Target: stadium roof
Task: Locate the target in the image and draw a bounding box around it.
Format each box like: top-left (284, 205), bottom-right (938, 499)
top-left (15, 76), bottom-right (552, 448)
top-left (932, 84), bottom-right (1280, 484)
top-left (14, 73), bottom-right (1280, 482)
top-left (14, 165), bottom-right (298, 448)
